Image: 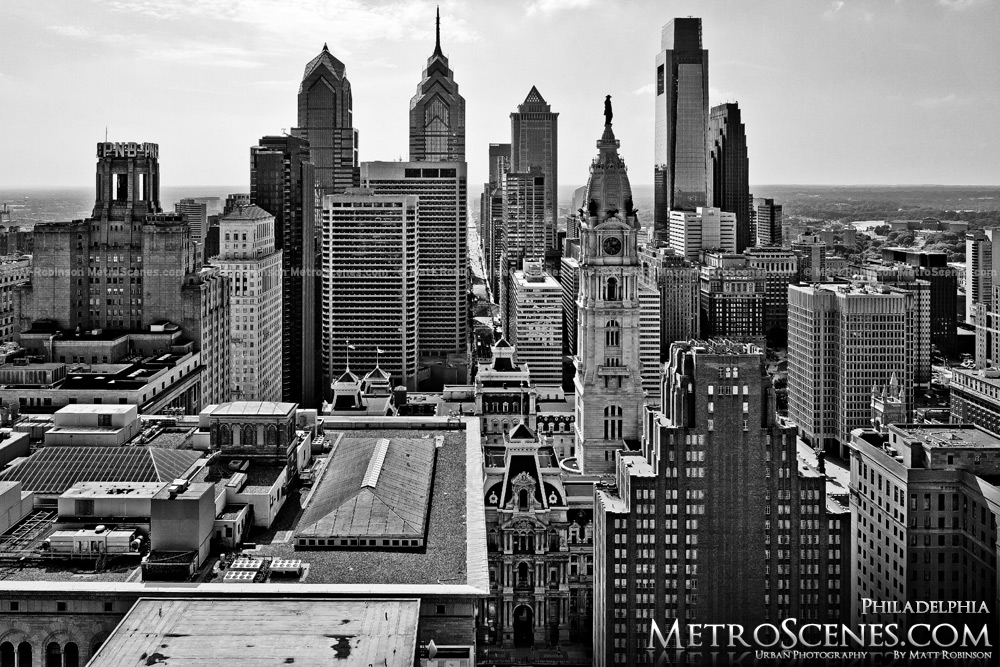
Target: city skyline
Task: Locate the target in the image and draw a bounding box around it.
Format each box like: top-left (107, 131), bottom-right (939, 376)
top-left (1, 0), bottom-right (998, 190)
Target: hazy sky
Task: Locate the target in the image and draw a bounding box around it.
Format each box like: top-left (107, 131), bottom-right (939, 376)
top-left (1, 0), bottom-right (998, 191)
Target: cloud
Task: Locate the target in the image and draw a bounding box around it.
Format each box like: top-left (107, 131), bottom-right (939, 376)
top-left (915, 93), bottom-right (959, 108)
top-left (633, 83), bottom-right (654, 96)
top-left (938, 0), bottom-right (986, 9)
top-left (709, 87), bottom-right (736, 105)
top-left (49, 25), bottom-right (91, 38)
top-left (822, 1), bottom-right (845, 19)
top-left (142, 43), bottom-right (266, 69)
top-left (525, 0), bottom-right (595, 16)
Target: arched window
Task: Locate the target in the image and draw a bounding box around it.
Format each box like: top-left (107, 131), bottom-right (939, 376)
top-left (46, 642), bottom-right (61, 667)
top-left (1, 643), bottom-right (14, 667)
top-left (519, 489), bottom-right (529, 511)
top-left (605, 320), bottom-right (620, 347)
top-left (605, 277), bottom-right (618, 301)
top-left (604, 405), bottom-right (623, 440)
top-left (17, 644), bottom-right (31, 667)
top-left (65, 643), bottom-right (80, 667)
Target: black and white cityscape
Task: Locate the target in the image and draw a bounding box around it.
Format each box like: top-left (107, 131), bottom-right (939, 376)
top-left (0, 2), bottom-right (997, 666)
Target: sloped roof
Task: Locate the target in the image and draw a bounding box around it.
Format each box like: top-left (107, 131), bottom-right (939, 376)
top-left (523, 85), bottom-right (547, 105)
top-left (302, 44), bottom-right (346, 81)
top-left (508, 422), bottom-right (535, 442)
top-left (0, 447), bottom-right (202, 495)
top-left (296, 437), bottom-right (436, 539)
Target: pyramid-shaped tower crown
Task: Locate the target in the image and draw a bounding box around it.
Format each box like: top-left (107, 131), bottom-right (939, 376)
top-left (518, 86), bottom-right (551, 112)
top-left (301, 43), bottom-right (346, 88)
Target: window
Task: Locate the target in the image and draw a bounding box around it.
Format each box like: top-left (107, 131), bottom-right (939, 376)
top-left (605, 320), bottom-right (621, 347)
top-left (57, 601), bottom-right (67, 611)
top-left (436, 604), bottom-right (446, 615)
top-left (604, 405), bottom-right (623, 440)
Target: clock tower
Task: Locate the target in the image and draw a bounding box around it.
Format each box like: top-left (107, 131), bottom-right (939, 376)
top-left (574, 101), bottom-right (645, 475)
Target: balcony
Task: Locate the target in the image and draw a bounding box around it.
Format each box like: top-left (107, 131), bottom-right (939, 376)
top-left (597, 365), bottom-right (630, 376)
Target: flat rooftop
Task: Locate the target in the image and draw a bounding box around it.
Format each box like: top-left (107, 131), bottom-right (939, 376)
top-left (208, 401), bottom-right (297, 417)
top-left (88, 598), bottom-right (419, 667)
top-left (53, 404), bottom-right (136, 416)
top-left (893, 424), bottom-right (1000, 450)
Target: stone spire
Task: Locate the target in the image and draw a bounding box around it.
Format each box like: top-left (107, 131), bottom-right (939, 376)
top-left (433, 5), bottom-right (443, 57)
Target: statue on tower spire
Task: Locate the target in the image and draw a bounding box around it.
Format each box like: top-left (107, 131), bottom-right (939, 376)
top-left (604, 94), bottom-right (613, 126)
top-left (433, 5), bottom-right (443, 57)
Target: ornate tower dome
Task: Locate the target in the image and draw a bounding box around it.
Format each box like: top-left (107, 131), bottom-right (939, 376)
top-left (582, 96), bottom-right (637, 228)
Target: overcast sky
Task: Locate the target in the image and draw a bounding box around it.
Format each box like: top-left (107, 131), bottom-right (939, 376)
top-left (1, 0), bottom-right (997, 190)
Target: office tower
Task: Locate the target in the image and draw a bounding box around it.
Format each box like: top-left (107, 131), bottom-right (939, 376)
top-left (950, 366), bottom-right (1000, 432)
top-left (361, 162), bottom-right (468, 366)
top-left (639, 245), bottom-right (700, 357)
top-left (293, 44), bottom-right (358, 194)
top-left (174, 198), bottom-right (208, 245)
top-left (16, 141), bottom-right (230, 410)
top-left (594, 341), bottom-right (849, 666)
top-left (560, 240), bottom-right (580, 357)
top-left (708, 102), bottom-right (751, 252)
top-left (788, 281), bottom-right (916, 456)
top-left (223, 193), bottom-right (250, 215)
top-left (510, 259), bottom-right (562, 386)
top-left (251, 135), bottom-right (319, 407)
top-left (744, 246), bottom-right (798, 337)
top-left (321, 189), bottom-right (419, 391)
top-left (791, 229), bottom-right (829, 282)
top-left (574, 109), bottom-right (644, 475)
top-left (699, 252), bottom-right (766, 338)
top-left (849, 423), bottom-right (998, 633)
top-left (638, 285), bottom-right (661, 397)
top-left (500, 170), bottom-right (547, 336)
top-left (409, 8), bottom-right (465, 162)
top-left (211, 205), bottom-right (283, 401)
top-left (482, 144), bottom-right (510, 299)
top-left (966, 229), bottom-right (993, 324)
top-left (567, 185), bottom-right (587, 240)
top-left (0, 256), bottom-right (31, 342)
top-left (751, 197), bottom-right (782, 247)
top-left (881, 247), bottom-right (958, 355)
top-left (511, 86), bottom-right (559, 251)
top-left (852, 262), bottom-right (932, 388)
top-left (653, 17), bottom-right (709, 244)
top-left (668, 206), bottom-right (736, 261)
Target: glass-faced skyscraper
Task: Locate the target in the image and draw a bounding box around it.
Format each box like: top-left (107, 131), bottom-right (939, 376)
top-left (510, 86), bottom-right (558, 251)
top-left (653, 17), bottom-right (709, 245)
top-left (409, 8), bottom-right (465, 162)
top-left (709, 102), bottom-right (751, 252)
top-left (294, 44), bottom-right (359, 195)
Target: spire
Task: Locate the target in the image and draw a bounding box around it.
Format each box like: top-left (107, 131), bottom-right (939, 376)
top-left (433, 6), bottom-right (443, 57)
top-left (323, 42), bottom-right (329, 52)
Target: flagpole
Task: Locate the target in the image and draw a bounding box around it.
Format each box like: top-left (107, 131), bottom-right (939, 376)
top-left (346, 340), bottom-right (350, 372)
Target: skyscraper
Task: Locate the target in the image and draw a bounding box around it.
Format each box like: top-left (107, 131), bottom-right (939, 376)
top-left (653, 17), bottom-right (709, 245)
top-left (409, 8), bottom-right (465, 162)
top-left (321, 189), bottom-right (420, 391)
top-left (499, 169), bottom-right (547, 336)
top-left (482, 143), bottom-right (510, 299)
top-left (668, 206), bottom-right (736, 261)
top-left (510, 259), bottom-right (562, 386)
top-left (174, 198), bottom-right (208, 246)
top-left (708, 102), bottom-right (751, 252)
top-left (212, 205), bottom-right (283, 402)
top-left (511, 86), bottom-right (559, 251)
top-left (593, 341), bottom-right (849, 666)
top-left (752, 197), bottom-right (783, 247)
top-left (251, 135), bottom-right (319, 407)
top-left (361, 162), bottom-right (468, 369)
top-left (293, 44), bottom-right (358, 194)
top-left (574, 104), bottom-right (645, 475)
top-left (16, 141), bottom-right (231, 410)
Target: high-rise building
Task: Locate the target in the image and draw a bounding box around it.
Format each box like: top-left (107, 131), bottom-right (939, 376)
top-left (174, 198), bottom-right (208, 245)
top-left (744, 246), bottom-right (798, 337)
top-left (966, 229), bottom-right (993, 324)
top-left (0, 256), bottom-right (31, 342)
top-left (699, 252), bottom-right (766, 339)
top-left (788, 281), bottom-right (916, 456)
top-left (668, 206), bottom-right (736, 261)
top-left (511, 86), bottom-right (559, 251)
top-left (848, 423), bottom-right (998, 633)
top-left (500, 170), bottom-right (547, 336)
top-left (409, 9), bottom-right (465, 162)
top-left (574, 108), bottom-right (644, 475)
top-left (639, 245), bottom-right (700, 357)
top-left (480, 144), bottom-right (510, 299)
top-left (653, 17), bottom-right (709, 245)
top-left (15, 141), bottom-right (231, 410)
top-left (752, 197), bottom-right (783, 247)
top-left (708, 102), bottom-right (751, 252)
top-left (223, 193), bottom-right (250, 215)
top-left (293, 44), bottom-right (358, 194)
top-left (881, 247), bottom-right (958, 355)
top-left (593, 341), bottom-right (849, 666)
top-left (791, 229), bottom-right (829, 282)
top-left (211, 205), bottom-right (283, 402)
top-left (510, 260), bottom-right (562, 386)
top-left (560, 240), bottom-right (581, 357)
top-left (361, 162), bottom-right (468, 365)
top-left (251, 135), bottom-right (319, 407)
top-left (321, 189), bottom-right (420, 391)
top-left (638, 285), bottom-right (662, 398)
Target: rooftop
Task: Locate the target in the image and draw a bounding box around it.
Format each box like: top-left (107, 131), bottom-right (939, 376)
top-left (892, 424), bottom-right (1000, 450)
top-left (207, 402), bottom-right (297, 417)
top-left (88, 598), bottom-right (419, 667)
top-left (53, 404), bottom-right (136, 416)
top-left (0, 446), bottom-right (203, 495)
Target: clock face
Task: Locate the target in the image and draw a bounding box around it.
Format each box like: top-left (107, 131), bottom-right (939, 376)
top-left (603, 236), bottom-right (622, 256)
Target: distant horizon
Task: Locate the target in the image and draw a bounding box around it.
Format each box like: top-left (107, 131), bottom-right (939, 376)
top-left (4, 183), bottom-right (1000, 191)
